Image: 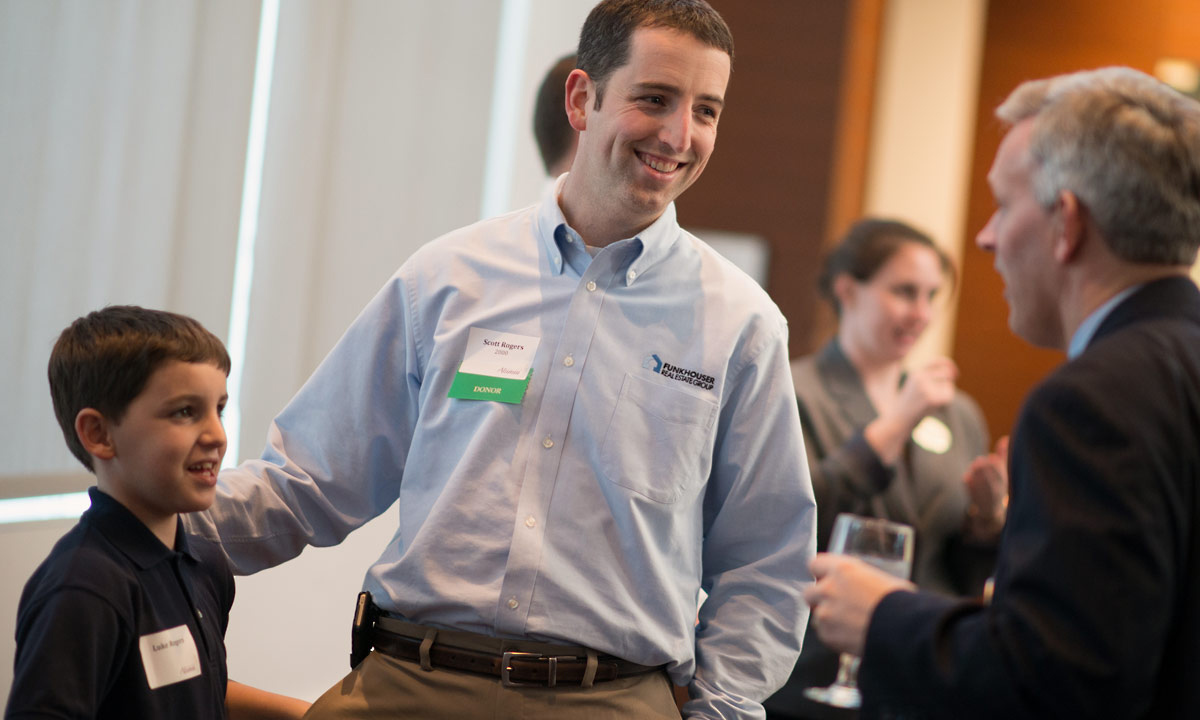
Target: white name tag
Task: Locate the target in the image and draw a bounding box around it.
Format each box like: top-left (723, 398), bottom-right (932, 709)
top-left (459, 327), bottom-right (540, 379)
top-left (448, 327), bottom-right (542, 403)
top-left (139, 624), bottom-right (202, 689)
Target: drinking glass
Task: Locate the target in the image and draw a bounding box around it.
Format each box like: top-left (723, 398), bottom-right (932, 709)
top-left (803, 513), bottom-right (915, 709)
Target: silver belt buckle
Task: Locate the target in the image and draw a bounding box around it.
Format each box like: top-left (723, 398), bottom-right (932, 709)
top-left (501, 651), bottom-right (542, 687)
top-left (501, 652), bottom-right (576, 687)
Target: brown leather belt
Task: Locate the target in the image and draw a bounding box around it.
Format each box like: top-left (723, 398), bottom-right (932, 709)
top-left (369, 625), bottom-right (662, 687)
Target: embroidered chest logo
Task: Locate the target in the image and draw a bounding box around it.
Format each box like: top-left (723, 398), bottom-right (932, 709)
top-left (642, 353), bottom-right (715, 390)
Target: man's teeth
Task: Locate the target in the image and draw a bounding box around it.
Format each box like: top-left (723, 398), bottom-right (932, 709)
top-left (189, 462), bottom-right (217, 472)
top-left (642, 154), bottom-right (679, 172)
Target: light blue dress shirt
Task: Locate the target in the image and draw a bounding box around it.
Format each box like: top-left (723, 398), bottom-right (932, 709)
top-left (189, 180), bottom-right (816, 717)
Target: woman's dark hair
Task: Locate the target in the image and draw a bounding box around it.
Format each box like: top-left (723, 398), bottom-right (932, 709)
top-left (819, 218), bottom-right (956, 315)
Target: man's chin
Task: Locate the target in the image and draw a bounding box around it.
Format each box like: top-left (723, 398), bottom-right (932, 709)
top-left (1011, 314), bottom-right (1059, 350)
top-left (630, 180), bottom-right (689, 212)
top-left (623, 189), bottom-right (672, 220)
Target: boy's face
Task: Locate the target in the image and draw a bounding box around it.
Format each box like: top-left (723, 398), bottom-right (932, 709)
top-left (98, 360), bottom-right (228, 532)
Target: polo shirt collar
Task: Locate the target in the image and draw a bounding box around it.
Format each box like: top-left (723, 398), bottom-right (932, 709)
top-left (85, 486), bottom-right (196, 570)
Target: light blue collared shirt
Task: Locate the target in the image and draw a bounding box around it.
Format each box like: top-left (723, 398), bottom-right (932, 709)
top-left (1068, 285), bottom-right (1142, 358)
top-left (189, 179), bottom-right (816, 718)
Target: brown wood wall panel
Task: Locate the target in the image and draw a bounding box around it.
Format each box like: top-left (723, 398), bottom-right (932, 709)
top-left (953, 0), bottom-right (1200, 438)
top-left (677, 0), bottom-right (859, 359)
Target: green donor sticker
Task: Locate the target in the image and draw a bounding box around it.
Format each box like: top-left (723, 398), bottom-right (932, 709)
top-left (448, 369), bottom-right (533, 404)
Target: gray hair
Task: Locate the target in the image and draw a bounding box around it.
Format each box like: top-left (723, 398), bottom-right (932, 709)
top-left (996, 66), bottom-right (1200, 265)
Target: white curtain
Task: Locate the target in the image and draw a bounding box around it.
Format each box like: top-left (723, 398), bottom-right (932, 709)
top-left (234, 0), bottom-right (506, 463)
top-left (235, 0), bottom-right (592, 463)
top-left (0, 0), bottom-right (598, 476)
top-left (1, 0), bottom-right (597, 701)
top-left (0, 0), bottom-right (259, 476)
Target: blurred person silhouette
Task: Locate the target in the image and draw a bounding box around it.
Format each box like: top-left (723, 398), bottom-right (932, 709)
top-left (765, 218), bottom-right (1008, 720)
top-left (533, 53), bottom-right (579, 179)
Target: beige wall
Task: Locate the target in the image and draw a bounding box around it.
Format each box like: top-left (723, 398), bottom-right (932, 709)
top-left (862, 0), bottom-right (989, 367)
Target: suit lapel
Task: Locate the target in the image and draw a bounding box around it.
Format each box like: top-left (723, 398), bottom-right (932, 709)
top-left (816, 340), bottom-right (879, 428)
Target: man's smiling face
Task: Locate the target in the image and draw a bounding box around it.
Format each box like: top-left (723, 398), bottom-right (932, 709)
top-left (565, 25), bottom-right (730, 239)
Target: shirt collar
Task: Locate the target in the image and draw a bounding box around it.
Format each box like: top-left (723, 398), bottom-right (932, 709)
top-left (1068, 284), bottom-right (1142, 358)
top-left (85, 486), bottom-right (195, 570)
top-left (534, 175), bottom-right (681, 286)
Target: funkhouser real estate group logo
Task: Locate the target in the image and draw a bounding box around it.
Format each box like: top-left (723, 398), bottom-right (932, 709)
top-left (642, 353), bottom-right (715, 391)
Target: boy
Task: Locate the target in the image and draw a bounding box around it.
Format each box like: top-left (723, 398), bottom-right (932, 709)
top-left (6, 306), bottom-right (308, 719)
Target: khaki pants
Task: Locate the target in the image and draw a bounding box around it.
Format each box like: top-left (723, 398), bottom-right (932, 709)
top-left (304, 650), bottom-right (681, 719)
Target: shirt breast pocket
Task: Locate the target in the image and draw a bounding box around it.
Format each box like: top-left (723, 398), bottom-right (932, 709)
top-left (599, 373), bottom-right (718, 503)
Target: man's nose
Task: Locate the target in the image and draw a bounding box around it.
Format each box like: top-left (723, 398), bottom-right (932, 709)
top-left (976, 213), bottom-right (998, 251)
top-left (660, 107), bottom-right (691, 153)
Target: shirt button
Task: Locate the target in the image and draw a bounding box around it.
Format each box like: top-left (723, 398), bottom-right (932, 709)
top-left (542, 436), bottom-right (554, 449)
top-left (586, 280), bottom-right (597, 292)
top-left (196, 610), bottom-right (203, 619)
top-left (563, 355), bottom-right (574, 367)
top-left (507, 597), bottom-right (519, 610)
top-left (626, 269), bottom-right (637, 283)
top-left (525, 516), bottom-right (537, 528)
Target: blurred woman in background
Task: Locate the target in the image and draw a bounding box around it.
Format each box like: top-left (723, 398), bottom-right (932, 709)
top-left (766, 218), bottom-right (1008, 720)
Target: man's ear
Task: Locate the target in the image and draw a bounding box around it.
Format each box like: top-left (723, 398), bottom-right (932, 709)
top-left (76, 408), bottom-right (116, 461)
top-left (564, 68), bottom-right (593, 132)
top-left (1053, 190), bottom-right (1086, 263)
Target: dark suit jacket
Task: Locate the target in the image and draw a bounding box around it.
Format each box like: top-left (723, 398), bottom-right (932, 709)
top-left (858, 276), bottom-right (1200, 719)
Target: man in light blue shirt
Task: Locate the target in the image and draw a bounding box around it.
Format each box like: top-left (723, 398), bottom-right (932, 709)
top-left (189, 0), bottom-right (815, 717)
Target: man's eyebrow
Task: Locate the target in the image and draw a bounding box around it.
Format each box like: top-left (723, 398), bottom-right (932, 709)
top-left (631, 81), bottom-right (725, 108)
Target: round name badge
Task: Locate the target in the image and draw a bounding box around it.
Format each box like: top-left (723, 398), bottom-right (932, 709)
top-left (911, 416), bottom-right (952, 454)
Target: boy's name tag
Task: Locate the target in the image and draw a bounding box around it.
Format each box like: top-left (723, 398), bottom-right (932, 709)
top-left (139, 624), bottom-right (202, 689)
top-left (448, 328), bottom-right (540, 403)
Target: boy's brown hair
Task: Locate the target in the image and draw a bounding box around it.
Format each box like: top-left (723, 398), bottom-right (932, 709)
top-left (48, 305), bottom-right (230, 471)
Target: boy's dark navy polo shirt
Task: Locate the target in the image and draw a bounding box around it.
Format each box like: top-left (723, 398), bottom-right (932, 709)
top-left (6, 488), bottom-right (235, 719)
